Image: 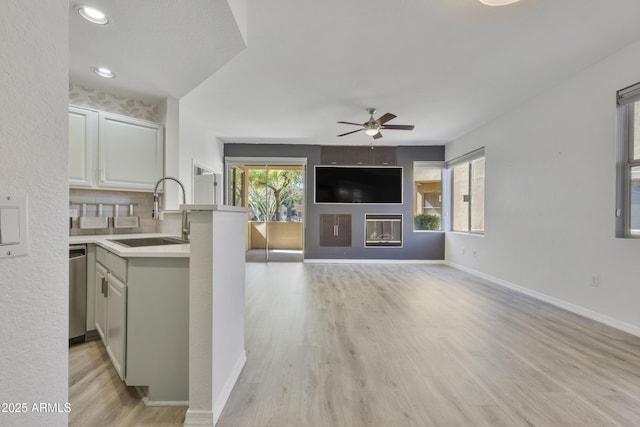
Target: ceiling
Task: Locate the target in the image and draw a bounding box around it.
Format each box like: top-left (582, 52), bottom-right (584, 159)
top-left (69, 1), bottom-right (246, 102)
top-left (70, 0), bottom-right (640, 146)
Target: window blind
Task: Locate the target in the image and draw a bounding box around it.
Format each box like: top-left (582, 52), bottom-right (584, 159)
top-left (446, 147), bottom-right (485, 167)
top-left (617, 81), bottom-right (640, 106)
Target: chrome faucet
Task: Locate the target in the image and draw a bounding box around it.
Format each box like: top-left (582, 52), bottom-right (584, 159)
top-left (152, 176), bottom-right (189, 241)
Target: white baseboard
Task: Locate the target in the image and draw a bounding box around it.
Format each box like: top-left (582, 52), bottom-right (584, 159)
top-left (135, 386), bottom-right (188, 407)
top-left (184, 409), bottom-right (215, 427)
top-left (304, 259), bottom-right (445, 264)
top-left (142, 398), bottom-right (189, 407)
top-left (447, 262), bottom-right (640, 338)
top-left (213, 350), bottom-right (247, 424)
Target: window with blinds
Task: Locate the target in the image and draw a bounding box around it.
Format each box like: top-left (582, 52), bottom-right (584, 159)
top-left (447, 148), bottom-right (485, 234)
top-left (616, 82), bottom-right (640, 237)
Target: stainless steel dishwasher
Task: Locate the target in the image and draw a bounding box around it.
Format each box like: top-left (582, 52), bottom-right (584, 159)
top-left (69, 245), bottom-right (87, 344)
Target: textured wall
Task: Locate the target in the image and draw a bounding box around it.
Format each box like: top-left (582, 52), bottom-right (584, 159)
top-left (0, 1), bottom-right (69, 426)
top-left (69, 82), bottom-right (161, 122)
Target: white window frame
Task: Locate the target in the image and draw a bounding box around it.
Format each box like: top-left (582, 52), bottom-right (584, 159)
top-left (446, 148), bottom-right (485, 235)
top-left (616, 82), bottom-right (640, 238)
top-left (413, 161), bottom-right (444, 232)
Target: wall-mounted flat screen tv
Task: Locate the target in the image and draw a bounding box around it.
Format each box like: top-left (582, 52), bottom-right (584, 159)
top-left (314, 166), bottom-right (403, 204)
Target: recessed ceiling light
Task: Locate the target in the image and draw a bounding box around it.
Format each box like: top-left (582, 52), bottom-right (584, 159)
top-left (78, 6), bottom-right (109, 25)
top-left (479, 0), bottom-right (521, 5)
top-left (93, 67), bottom-right (115, 79)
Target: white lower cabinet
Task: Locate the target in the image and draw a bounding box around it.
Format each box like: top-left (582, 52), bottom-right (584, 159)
top-left (94, 263), bottom-right (108, 341)
top-left (95, 247), bottom-right (128, 381)
top-left (106, 274), bottom-right (127, 380)
top-left (94, 245), bottom-right (189, 404)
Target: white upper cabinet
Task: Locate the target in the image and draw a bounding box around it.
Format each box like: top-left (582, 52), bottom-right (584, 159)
top-left (69, 106), bottom-right (164, 192)
top-left (98, 113), bottom-right (164, 191)
top-left (68, 106), bottom-right (97, 188)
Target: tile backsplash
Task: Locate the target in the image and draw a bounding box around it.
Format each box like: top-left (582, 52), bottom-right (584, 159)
top-left (69, 189), bottom-right (156, 236)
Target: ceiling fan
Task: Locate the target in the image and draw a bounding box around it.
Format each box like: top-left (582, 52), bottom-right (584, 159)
top-left (337, 108), bottom-right (415, 139)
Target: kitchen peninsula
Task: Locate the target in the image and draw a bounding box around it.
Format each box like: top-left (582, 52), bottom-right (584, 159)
top-left (70, 202), bottom-right (250, 424)
top-left (70, 233), bottom-right (190, 405)
top-left (184, 204), bottom-right (249, 427)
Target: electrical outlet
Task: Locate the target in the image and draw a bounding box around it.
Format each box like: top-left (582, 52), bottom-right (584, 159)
top-left (591, 275), bottom-right (600, 288)
top-left (462, 247), bottom-right (466, 255)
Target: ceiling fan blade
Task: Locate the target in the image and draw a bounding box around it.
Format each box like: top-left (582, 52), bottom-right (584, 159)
top-left (337, 121), bottom-right (363, 126)
top-left (381, 124), bottom-right (415, 131)
top-left (373, 131), bottom-right (383, 139)
top-left (376, 113), bottom-right (397, 125)
top-left (337, 128), bottom-right (364, 137)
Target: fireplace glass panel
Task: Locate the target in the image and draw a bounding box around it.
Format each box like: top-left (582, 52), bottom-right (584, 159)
top-left (365, 214), bottom-right (402, 247)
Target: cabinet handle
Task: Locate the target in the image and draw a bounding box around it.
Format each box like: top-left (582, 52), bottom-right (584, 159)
top-left (101, 277), bottom-right (108, 297)
top-left (334, 224), bottom-right (339, 236)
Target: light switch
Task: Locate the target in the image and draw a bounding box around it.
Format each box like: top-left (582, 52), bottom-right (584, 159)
top-left (0, 195), bottom-right (28, 258)
top-left (0, 207), bottom-right (20, 245)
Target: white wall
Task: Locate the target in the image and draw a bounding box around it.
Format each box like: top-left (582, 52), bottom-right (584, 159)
top-left (227, 0), bottom-right (248, 45)
top-left (0, 1), bottom-right (69, 426)
top-left (158, 97), bottom-right (183, 209)
top-left (446, 39), bottom-right (640, 334)
top-left (178, 109), bottom-right (225, 205)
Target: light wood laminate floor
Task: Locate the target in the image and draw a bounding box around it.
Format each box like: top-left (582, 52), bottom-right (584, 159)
top-left (68, 340), bottom-right (187, 426)
top-left (70, 263), bottom-right (640, 426)
top-left (218, 263), bottom-right (640, 426)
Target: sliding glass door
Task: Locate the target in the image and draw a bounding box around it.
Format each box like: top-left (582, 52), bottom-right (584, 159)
top-left (226, 159), bottom-right (305, 262)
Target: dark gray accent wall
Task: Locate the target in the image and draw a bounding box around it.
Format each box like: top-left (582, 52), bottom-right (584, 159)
top-left (224, 143), bottom-right (445, 260)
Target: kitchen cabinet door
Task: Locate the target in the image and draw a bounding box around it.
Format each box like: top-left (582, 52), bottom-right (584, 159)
top-left (95, 262), bottom-right (108, 342)
top-left (106, 273), bottom-right (127, 381)
top-left (98, 112), bottom-right (164, 191)
top-left (68, 106), bottom-right (98, 188)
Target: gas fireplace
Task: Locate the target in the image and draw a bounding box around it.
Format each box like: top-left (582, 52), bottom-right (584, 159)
top-left (365, 214), bottom-right (402, 247)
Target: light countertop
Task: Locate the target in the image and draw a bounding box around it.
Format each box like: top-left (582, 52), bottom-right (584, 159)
top-left (69, 233), bottom-right (190, 258)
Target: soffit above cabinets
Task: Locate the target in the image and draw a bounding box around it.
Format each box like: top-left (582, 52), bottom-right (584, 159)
top-left (69, 1), bottom-right (247, 102)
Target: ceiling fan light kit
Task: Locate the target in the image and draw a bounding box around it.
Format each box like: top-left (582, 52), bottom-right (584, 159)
top-left (337, 108), bottom-right (414, 140)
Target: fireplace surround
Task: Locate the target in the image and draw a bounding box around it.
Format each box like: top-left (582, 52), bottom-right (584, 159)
top-left (365, 214), bottom-right (402, 247)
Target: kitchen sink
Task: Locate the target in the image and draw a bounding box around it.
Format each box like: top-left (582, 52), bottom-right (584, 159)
top-left (109, 237), bottom-right (189, 247)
